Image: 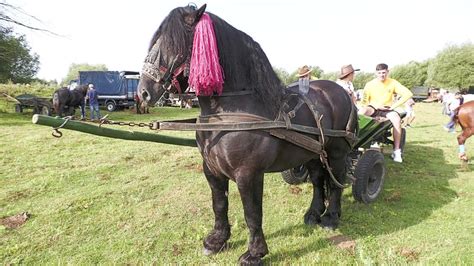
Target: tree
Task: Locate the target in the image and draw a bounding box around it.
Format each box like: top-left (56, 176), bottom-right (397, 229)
top-left (320, 71), bottom-right (338, 81)
top-left (353, 72), bottom-right (374, 91)
top-left (273, 67), bottom-right (292, 86)
top-left (62, 63), bottom-right (108, 85)
top-left (0, 27), bottom-right (39, 83)
top-left (390, 60), bottom-right (429, 89)
top-left (425, 43), bottom-right (474, 89)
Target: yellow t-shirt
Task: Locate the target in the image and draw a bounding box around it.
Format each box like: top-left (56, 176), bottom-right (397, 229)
top-left (361, 78), bottom-right (413, 109)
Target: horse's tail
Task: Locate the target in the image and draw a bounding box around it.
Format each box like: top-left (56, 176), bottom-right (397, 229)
top-left (52, 92), bottom-right (60, 113)
top-left (453, 106), bottom-right (461, 126)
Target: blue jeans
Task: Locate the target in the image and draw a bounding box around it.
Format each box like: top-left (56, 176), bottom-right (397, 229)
top-left (90, 104), bottom-right (101, 120)
top-left (445, 111), bottom-right (455, 129)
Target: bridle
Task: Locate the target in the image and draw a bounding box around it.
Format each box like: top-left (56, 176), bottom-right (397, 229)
top-left (141, 45), bottom-right (190, 94)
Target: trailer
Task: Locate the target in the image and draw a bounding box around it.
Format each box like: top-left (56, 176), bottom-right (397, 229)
top-left (70, 71), bottom-right (140, 111)
top-left (3, 93), bottom-right (52, 115)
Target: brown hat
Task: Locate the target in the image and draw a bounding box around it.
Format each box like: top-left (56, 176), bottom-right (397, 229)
top-left (339, 64), bottom-right (360, 79)
top-left (297, 65), bottom-right (312, 77)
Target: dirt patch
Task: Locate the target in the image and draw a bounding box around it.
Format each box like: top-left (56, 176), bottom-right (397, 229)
top-left (398, 247), bottom-right (420, 261)
top-left (327, 234), bottom-right (356, 254)
top-left (184, 162), bottom-right (203, 172)
top-left (385, 191), bottom-right (402, 202)
top-left (0, 212), bottom-right (30, 229)
top-left (289, 185), bottom-right (302, 195)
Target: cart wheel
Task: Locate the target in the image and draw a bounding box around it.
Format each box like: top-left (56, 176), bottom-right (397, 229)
top-left (15, 104), bottom-right (23, 113)
top-left (399, 128), bottom-right (406, 153)
top-left (281, 165), bottom-right (309, 185)
top-left (352, 149), bottom-right (386, 203)
top-left (40, 106), bottom-right (51, 116)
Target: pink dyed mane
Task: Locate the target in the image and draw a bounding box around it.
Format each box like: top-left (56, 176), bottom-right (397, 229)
top-left (189, 13), bottom-right (224, 96)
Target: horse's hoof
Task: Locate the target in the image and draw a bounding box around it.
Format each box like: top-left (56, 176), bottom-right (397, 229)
top-left (304, 210), bottom-right (321, 226)
top-left (203, 241), bottom-right (228, 255)
top-left (239, 250), bottom-right (263, 266)
top-left (459, 153), bottom-right (468, 162)
top-left (320, 215), bottom-right (339, 230)
top-left (203, 247), bottom-right (215, 256)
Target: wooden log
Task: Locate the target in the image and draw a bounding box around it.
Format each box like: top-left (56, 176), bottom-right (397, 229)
top-left (32, 114), bottom-right (197, 147)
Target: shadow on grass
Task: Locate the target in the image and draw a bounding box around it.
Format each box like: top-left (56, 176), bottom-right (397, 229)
top-left (339, 143), bottom-right (458, 237)
top-left (237, 143), bottom-right (462, 263)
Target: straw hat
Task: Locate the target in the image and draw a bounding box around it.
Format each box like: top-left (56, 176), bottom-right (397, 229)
top-left (339, 64), bottom-right (360, 79)
top-left (297, 65), bottom-right (312, 77)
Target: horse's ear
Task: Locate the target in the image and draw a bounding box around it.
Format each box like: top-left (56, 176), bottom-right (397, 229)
top-left (184, 4), bottom-right (206, 26)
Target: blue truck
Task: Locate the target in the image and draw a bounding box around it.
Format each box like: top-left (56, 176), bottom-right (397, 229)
top-left (70, 71), bottom-right (140, 111)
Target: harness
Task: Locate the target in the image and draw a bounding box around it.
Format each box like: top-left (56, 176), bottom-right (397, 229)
top-left (141, 40), bottom-right (357, 188)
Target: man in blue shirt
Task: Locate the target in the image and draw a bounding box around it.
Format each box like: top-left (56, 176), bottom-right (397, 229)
top-left (86, 84), bottom-right (101, 121)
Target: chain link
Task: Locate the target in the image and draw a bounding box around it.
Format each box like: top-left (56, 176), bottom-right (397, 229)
top-left (97, 115), bottom-right (155, 130)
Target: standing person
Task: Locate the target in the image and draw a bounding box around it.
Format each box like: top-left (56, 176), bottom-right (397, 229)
top-left (404, 97), bottom-right (416, 128)
top-left (297, 65), bottom-right (312, 95)
top-left (86, 84), bottom-right (101, 121)
top-left (336, 64), bottom-right (360, 104)
top-left (358, 63), bottom-right (413, 163)
top-left (444, 92), bottom-right (463, 133)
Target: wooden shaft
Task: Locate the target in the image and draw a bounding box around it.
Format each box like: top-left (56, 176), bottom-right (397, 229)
top-left (32, 114), bottom-right (197, 147)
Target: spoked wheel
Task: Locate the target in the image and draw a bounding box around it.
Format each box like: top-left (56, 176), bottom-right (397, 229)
top-left (352, 150), bottom-right (386, 203)
top-left (281, 165), bottom-right (309, 185)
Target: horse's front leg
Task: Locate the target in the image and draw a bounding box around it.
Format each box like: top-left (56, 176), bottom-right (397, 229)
top-left (320, 155), bottom-right (347, 230)
top-left (305, 160), bottom-right (326, 225)
top-left (236, 172), bottom-right (268, 265)
top-left (457, 128), bottom-right (472, 161)
top-left (203, 162), bottom-right (231, 255)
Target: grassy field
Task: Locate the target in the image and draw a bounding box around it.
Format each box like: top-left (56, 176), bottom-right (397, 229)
top-left (1, 101), bottom-right (473, 264)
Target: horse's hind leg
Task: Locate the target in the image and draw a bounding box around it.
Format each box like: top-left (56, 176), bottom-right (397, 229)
top-left (305, 160), bottom-right (326, 225)
top-left (203, 163), bottom-right (231, 255)
top-left (236, 172), bottom-right (268, 265)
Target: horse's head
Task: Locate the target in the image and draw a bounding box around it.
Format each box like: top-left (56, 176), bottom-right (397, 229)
top-left (138, 4), bottom-right (207, 106)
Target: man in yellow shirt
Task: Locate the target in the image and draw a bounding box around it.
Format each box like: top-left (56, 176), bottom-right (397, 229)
top-left (358, 63), bottom-right (413, 163)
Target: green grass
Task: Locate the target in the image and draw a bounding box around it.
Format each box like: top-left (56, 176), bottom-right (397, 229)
top-left (1, 102), bottom-right (473, 264)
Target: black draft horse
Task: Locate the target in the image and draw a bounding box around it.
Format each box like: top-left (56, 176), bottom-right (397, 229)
top-left (137, 5), bottom-right (357, 265)
top-left (52, 85), bottom-right (88, 118)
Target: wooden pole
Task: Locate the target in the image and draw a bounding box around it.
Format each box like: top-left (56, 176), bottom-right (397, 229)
top-left (32, 114), bottom-right (197, 147)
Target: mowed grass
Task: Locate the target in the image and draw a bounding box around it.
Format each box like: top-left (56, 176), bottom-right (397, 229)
top-left (0, 102), bottom-right (473, 264)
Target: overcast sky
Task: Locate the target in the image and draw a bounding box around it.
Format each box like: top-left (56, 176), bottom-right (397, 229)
top-left (10, 0), bottom-right (474, 81)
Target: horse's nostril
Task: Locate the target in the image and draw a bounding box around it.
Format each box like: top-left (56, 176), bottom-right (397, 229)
top-left (141, 90), bottom-right (149, 100)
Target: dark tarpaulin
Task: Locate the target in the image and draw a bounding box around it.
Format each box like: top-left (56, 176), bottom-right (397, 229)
top-left (79, 71), bottom-right (123, 95)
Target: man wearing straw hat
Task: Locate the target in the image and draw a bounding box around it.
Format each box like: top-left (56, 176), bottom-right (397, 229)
top-left (336, 64), bottom-right (359, 104)
top-left (297, 65), bottom-right (312, 94)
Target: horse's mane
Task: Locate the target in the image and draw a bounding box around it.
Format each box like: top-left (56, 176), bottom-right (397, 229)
top-left (149, 6), bottom-right (284, 116)
top-left (209, 13), bottom-right (284, 115)
top-left (147, 7), bottom-right (195, 64)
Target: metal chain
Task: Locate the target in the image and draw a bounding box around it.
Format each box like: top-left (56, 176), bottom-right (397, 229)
top-left (51, 115), bottom-right (157, 139)
top-left (96, 115), bottom-right (156, 130)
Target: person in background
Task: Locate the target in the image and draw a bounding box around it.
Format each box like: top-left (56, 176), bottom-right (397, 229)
top-left (86, 83), bottom-right (101, 121)
top-left (358, 63), bottom-right (413, 163)
top-left (297, 65), bottom-right (312, 95)
top-left (404, 97), bottom-right (416, 128)
top-left (336, 64), bottom-right (360, 104)
top-left (444, 92), bottom-right (463, 133)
